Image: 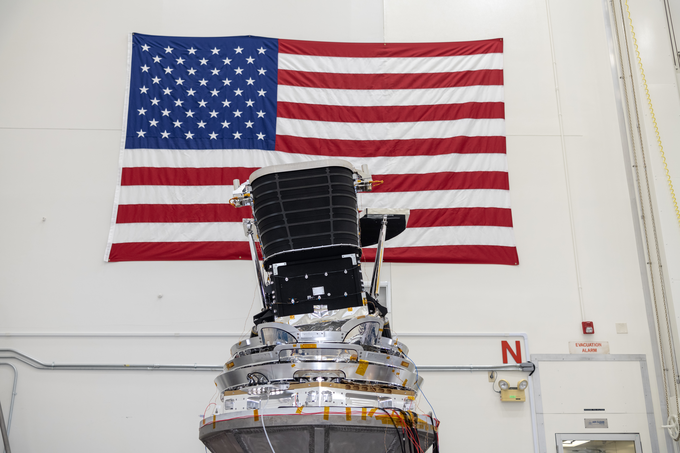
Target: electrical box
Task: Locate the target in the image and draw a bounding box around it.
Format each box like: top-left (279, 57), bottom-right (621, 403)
top-left (500, 388), bottom-right (526, 402)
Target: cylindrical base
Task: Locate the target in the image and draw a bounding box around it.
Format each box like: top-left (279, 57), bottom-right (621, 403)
top-left (199, 408), bottom-right (436, 453)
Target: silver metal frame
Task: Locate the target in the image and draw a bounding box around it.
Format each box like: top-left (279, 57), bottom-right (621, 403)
top-left (555, 433), bottom-right (642, 453)
top-left (214, 360), bottom-right (423, 393)
top-left (531, 354), bottom-right (659, 453)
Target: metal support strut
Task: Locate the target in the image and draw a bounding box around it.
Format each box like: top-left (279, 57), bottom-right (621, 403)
top-left (369, 215), bottom-right (388, 300)
top-left (244, 219), bottom-right (268, 310)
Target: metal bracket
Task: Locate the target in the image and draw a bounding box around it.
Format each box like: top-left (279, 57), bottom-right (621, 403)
top-left (243, 219), bottom-right (267, 310)
top-left (369, 216), bottom-right (388, 299)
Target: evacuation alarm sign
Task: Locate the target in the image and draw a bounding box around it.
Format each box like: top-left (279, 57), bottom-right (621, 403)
top-left (568, 341), bottom-right (610, 354)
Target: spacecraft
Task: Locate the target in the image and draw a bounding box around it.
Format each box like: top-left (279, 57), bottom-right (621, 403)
top-left (199, 159), bottom-right (439, 453)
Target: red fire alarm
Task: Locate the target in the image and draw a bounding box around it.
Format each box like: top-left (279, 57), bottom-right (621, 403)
top-left (582, 321), bottom-right (594, 334)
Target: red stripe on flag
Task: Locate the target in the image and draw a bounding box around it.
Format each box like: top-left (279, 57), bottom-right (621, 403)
top-left (372, 172), bottom-right (508, 192)
top-left (116, 204), bottom-right (247, 223)
top-left (407, 208), bottom-right (514, 228)
top-left (276, 102), bottom-right (505, 123)
top-left (274, 135), bottom-right (506, 157)
top-left (279, 39), bottom-right (503, 58)
top-left (116, 205), bottom-right (512, 227)
top-left (362, 245), bottom-right (518, 265)
top-left (108, 241), bottom-right (253, 261)
top-left (109, 242), bottom-right (517, 264)
top-left (121, 167), bottom-right (258, 186)
top-left (119, 169), bottom-right (506, 191)
top-left (277, 69), bottom-right (503, 90)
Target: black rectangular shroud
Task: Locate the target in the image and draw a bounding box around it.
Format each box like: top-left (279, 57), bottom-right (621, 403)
top-left (250, 165), bottom-right (361, 268)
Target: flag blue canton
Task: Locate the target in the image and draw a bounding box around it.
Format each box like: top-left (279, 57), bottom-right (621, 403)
top-left (125, 34), bottom-right (278, 150)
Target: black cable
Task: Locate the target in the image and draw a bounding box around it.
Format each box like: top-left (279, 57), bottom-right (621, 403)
top-left (392, 407), bottom-right (440, 453)
top-left (427, 413), bottom-right (440, 453)
top-left (378, 408), bottom-right (406, 453)
top-left (411, 412), bottom-right (421, 453)
top-left (395, 409), bottom-right (419, 453)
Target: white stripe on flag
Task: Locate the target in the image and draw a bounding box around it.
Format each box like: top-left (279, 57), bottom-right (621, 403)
top-left (113, 222), bottom-right (244, 243)
top-left (119, 185), bottom-right (234, 205)
top-left (365, 226), bottom-right (516, 248)
top-left (278, 53), bottom-right (503, 74)
top-left (118, 186), bottom-right (511, 209)
top-left (359, 190), bottom-right (511, 210)
top-left (277, 85), bottom-right (504, 107)
top-left (123, 148), bottom-right (508, 173)
top-left (276, 118), bottom-right (505, 141)
top-left (113, 222), bottom-right (514, 247)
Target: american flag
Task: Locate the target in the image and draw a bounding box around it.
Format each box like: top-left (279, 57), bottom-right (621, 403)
top-left (105, 33), bottom-right (518, 265)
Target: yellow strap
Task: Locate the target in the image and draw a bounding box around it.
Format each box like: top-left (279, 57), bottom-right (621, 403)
top-left (362, 407), bottom-right (367, 420)
top-left (296, 406), bottom-right (304, 414)
top-left (323, 406), bottom-right (330, 420)
top-left (253, 409), bottom-right (259, 422)
top-left (346, 407), bottom-right (352, 421)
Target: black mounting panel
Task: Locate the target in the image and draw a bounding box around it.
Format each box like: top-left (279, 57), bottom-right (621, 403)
top-left (270, 255), bottom-right (364, 317)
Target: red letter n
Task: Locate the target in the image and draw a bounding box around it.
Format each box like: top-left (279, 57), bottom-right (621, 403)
top-left (502, 340), bottom-right (522, 364)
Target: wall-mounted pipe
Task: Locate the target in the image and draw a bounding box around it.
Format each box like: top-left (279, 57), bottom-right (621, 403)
top-left (0, 349), bottom-right (533, 374)
top-left (395, 332), bottom-right (538, 453)
top-left (0, 399), bottom-right (10, 453)
top-left (0, 350), bottom-right (223, 372)
top-left (420, 363), bottom-right (534, 373)
top-left (0, 363), bottom-right (17, 453)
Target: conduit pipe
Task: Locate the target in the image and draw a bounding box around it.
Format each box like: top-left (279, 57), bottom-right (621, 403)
top-left (396, 332), bottom-right (538, 453)
top-left (544, 0), bottom-right (587, 324)
top-left (0, 350), bottom-right (223, 372)
top-left (0, 363), bottom-right (17, 453)
top-left (0, 400), bottom-right (10, 453)
top-left (0, 349), bottom-right (533, 373)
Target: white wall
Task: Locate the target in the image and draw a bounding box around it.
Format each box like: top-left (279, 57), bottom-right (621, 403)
top-left (1, 0), bottom-right (679, 452)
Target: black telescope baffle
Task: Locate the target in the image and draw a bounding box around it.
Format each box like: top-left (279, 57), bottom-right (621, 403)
top-left (249, 162), bottom-right (365, 318)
